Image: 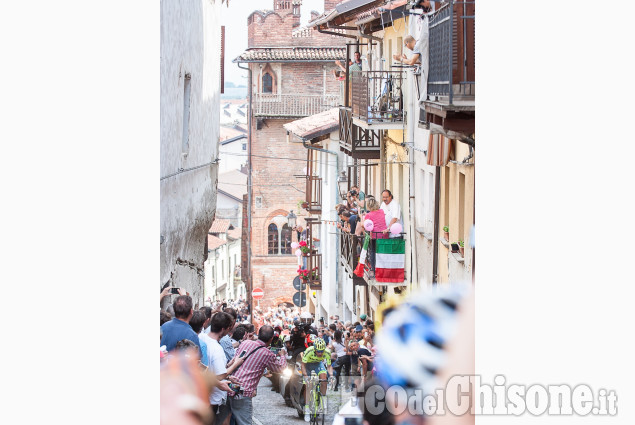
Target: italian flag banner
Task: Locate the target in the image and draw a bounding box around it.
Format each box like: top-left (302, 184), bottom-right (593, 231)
top-left (375, 238), bottom-right (405, 283)
top-left (354, 234), bottom-right (370, 277)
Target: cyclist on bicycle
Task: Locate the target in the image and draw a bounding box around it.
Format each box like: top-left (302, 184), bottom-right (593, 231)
top-left (300, 337), bottom-right (333, 421)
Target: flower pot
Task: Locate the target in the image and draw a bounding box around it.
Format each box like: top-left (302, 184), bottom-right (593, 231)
top-left (443, 231), bottom-right (449, 241)
top-left (301, 202), bottom-right (309, 209)
top-left (459, 246), bottom-right (464, 257)
top-left (302, 252), bottom-right (308, 257)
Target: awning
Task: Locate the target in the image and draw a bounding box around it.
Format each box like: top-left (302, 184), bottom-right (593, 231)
top-left (308, 0), bottom-right (387, 29)
top-left (283, 108), bottom-right (340, 141)
top-left (357, 1), bottom-right (410, 31)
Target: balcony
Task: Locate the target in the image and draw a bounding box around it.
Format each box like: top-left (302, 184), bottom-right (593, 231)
top-left (350, 70), bottom-right (406, 130)
top-left (301, 218), bottom-right (322, 289)
top-left (305, 252), bottom-right (322, 290)
top-left (253, 93), bottom-right (339, 118)
top-left (339, 231), bottom-right (407, 286)
top-left (339, 232), bottom-right (360, 279)
top-left (420, 0), bottom-right (475, 136)
top-left (304, 175), bottom-right (322, 214)
top-left (338, 106), bottom-right (381, 159)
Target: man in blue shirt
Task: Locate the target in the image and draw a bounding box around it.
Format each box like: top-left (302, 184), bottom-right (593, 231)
top-left (160, 295), bottom-right (203, 358)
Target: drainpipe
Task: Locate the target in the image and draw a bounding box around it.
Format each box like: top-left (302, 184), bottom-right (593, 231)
top-left (237, 62), bottom-right (253, 322)
top-left (301, 139), bottom-right (341, 312)
top-left (358, 30), bottom-right (383, 71)
top-left (432, 166), bottom-right (440, 284)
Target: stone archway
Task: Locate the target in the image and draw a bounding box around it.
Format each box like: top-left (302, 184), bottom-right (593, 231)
top-left (274, 295), bottom-right (292, 307)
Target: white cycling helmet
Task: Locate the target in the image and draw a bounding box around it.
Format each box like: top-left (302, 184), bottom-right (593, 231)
top-left (375, 284), bottom-right (469, 395)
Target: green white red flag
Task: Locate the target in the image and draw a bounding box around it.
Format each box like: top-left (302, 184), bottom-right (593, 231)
top-left (375, 238), bottom-right (405, 283)
top-left (354, 234), bottom-right (370, 277)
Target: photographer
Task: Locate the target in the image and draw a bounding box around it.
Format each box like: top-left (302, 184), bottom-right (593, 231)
top-left (289, 320), bottom-right (308, 362)
top-left (347, 185), bottom-right (365, 214)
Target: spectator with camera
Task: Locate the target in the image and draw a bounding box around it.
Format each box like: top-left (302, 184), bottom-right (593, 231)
top-left (215, 325), bottom-right (288, 425)
top-left (347, 185), bottom-right (366, 213)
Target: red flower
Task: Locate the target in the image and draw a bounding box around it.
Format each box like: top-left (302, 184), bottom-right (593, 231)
top-left (299, 240), bottom-right (307, 247)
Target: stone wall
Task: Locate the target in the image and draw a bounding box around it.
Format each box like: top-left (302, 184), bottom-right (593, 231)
top-left (160, 0), bottom-right (222, 308)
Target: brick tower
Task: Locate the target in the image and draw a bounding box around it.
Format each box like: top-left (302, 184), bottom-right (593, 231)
top-left (237, 1), bottom-right (346, 311)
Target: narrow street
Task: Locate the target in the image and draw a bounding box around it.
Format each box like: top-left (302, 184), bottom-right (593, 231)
top-left (252, 376), bottom-right (350, 425)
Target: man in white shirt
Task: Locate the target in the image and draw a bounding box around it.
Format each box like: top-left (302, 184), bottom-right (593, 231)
top-left (380, 190), bottom-right (402, 238)
top-left (199, 311), bottom-right (244, 423)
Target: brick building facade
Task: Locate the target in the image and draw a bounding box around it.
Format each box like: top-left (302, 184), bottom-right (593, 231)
top-left (236, 0), bottom-right (346, 310)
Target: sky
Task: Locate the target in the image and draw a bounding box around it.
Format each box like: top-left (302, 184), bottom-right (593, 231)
top-left (220, 0), bottom-right (325, 87)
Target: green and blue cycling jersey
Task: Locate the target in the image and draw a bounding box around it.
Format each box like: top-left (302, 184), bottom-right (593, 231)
top-left (301, 346), bottom-right (331, 375)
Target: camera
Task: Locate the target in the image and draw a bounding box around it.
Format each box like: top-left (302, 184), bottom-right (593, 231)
top-left (349, 190), bottom-right (357, 197)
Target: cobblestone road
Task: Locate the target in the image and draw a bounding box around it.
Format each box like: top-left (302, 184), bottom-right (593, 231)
top-left (252, 376), bottom-right (355, 425)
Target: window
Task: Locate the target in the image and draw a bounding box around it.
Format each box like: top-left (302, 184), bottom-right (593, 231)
top-left (262, 73), bottom-right (273, 93)
top-left (267, 223), bottom-right (279, 254)
top-left (281, 224), bottom-right (292, 254)
top-left (242, 143), bottom-right (247, 151)
top-left (182, 73), bottom-right (192, 153)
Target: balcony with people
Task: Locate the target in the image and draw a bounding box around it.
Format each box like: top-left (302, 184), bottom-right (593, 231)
top-left (336, 180), bottom-right (406, 286)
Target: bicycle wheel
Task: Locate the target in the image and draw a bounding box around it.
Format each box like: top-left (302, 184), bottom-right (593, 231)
top-left (310, 389), bottom-right (317, 425)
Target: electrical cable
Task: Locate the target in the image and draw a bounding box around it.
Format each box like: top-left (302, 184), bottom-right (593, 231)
top-left (160, 159), bottom-right (219, 181)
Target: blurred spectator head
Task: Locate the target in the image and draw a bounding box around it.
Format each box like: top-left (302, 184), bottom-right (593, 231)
top-left (209, 311), bottom-right (233, 334)
top-left (160, 311), bottom-right (172, 326)
top-left (173, 295), bottom-right (194, 320)
top-left (189, 310), bottom-right (206, 334)
top-left (258, 325), bottom-right (275, 344)
top-left (232, 325), bottom-right (247, 341)
top-left (175, 339), bottom-right (198, 352)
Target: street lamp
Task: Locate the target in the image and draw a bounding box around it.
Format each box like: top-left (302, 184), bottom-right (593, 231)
top-left (337, 171), bottom-right (349, 200)
top-left (287, 210), bottom-right (297, 228)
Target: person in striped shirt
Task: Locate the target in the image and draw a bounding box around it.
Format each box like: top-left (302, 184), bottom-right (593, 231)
top-left (214, 325), bottom-right (287, 425)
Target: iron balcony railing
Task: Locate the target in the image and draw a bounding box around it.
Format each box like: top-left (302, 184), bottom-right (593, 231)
top-left (350, 70), bottom-right (406, 124)
top-left (306, 252), bottom-right (322, 290)
top-left (427, 0), bottom-right (475, 103)
top-left (253, 93), bottom-right (339, 118)
top-left (339, 232), bottom-right (360, 278)
top-left (339, 231), bottom-right (407, 283)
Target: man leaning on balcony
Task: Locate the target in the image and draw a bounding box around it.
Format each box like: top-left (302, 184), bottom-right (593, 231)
top-left (393, 35), bottom-right (422, 67)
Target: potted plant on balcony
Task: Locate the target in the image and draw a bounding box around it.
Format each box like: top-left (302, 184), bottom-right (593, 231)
top-left (443, 226), bottom-right (449, 241)
top-left (297, 267), bottom-right (309, 283)
top-left (299, 240), bottom-right (311, 256)
top-left (458, 240), bottom-right (465, 257)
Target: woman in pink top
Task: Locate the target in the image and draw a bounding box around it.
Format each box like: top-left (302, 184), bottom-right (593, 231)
top-left (363, 197), bottom-right (387, 239)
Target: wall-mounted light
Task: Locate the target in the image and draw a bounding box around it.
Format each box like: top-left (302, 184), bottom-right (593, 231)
top-left (337, 171), bottom-right (348, 200)
top-left (287, 210), bottom-right (297, 228)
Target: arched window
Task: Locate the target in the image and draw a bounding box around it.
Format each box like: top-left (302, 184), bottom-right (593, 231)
top-left (262, 73), bottom-right (273, 93)
top-left (281, 224), bottom-right (292, 254)
top-left (268, 223), bottom-right (279, 254)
